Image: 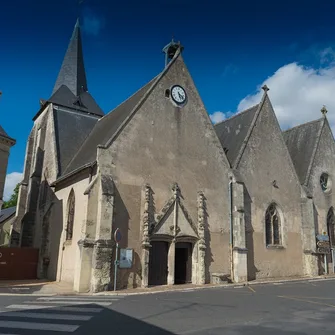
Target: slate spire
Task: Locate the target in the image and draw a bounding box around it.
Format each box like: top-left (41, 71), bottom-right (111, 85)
top-left (52, 18), bottom-right (88, 97)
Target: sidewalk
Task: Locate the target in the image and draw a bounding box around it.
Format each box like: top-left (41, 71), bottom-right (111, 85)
top-left (1, 274), bottom-right (335, 296)
top-left (0, 279), bottom-right (74, 295)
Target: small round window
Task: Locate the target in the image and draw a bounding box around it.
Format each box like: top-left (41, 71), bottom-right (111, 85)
top-left (320, 173), bottom-right (331, 192)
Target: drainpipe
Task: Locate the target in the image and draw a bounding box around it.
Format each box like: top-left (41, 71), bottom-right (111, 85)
top-left (229, 179), bottom-right (234, 282)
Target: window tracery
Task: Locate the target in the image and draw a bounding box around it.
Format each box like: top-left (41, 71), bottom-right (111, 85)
top-left (265, 203), bottom-right (281, 246)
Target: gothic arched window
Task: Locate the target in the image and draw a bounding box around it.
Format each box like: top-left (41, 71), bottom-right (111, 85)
top-left (66, 189), bottom-right (75, 240)
top-left (265, 203), bottom-right (281, 246)
top-left (327, 207), bottom-right (335, 248)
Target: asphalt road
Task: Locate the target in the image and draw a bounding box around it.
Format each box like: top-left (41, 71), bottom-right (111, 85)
top-left (0, 279), bottom-right (334, 334)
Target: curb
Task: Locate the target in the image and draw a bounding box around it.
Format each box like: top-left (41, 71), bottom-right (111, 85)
top-left (93, 275), bottom-right (335, 297)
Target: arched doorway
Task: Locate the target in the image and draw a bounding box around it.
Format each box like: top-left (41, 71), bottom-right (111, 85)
top-left (148, 241), bottom-right (169, 286)
top-left (175, 242), bottom-right (193, 284)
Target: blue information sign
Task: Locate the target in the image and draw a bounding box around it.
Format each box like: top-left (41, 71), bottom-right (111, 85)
top-left (316, 234), bottom-right (329, 242)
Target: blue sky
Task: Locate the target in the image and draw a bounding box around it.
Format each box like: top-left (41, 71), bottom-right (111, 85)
top-left (2, 0), bottom-right (335, 198)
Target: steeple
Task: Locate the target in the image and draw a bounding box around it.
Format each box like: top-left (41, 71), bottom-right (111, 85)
top-left (162, 37), bottom-right (184, 67)
top-left (52, 18), bottom-right (88, 97)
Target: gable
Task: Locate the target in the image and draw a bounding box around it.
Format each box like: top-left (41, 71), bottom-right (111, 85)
top-left (283, 119), bottom-right (323, 185)
top-left (153, 196), bottom-right (198, 239)
top-left (215, 105), bottom-right (258, 167)
top-left (103, 51), bottom-right (230, 171)
top-left (308, 118), bottom-right (335, 190)
top-left (236, 94), bottom-right (302, 200)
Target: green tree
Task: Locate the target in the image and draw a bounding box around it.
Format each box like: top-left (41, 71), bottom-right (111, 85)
top-left (2, 183), bottom-right (20, 209)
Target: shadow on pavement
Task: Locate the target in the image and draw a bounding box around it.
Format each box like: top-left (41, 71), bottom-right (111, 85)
top-left (0, 301), bottom-right (176, 334)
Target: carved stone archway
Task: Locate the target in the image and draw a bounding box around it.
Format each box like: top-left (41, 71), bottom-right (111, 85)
top-left (141, 183), bottom-right (207, 287)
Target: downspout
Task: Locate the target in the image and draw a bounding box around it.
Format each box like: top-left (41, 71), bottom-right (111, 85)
top-left (229, 179), bottom-right (234, 282)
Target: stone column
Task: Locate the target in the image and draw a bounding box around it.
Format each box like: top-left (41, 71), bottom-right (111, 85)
top-left (232, 181), bottom-right (248, 283)
top-left (167, 239), bottom-right (176, 285)
top-left (90, 175), bottom-right (115, 293)
top-left (74, 239), bottom-right (95, 292)
top-left (197, 191), bottom-right (206, 284)
top-left (141, 184), bottom-right (151, 288)
top-left (301, 196), bottom-right (318, 277)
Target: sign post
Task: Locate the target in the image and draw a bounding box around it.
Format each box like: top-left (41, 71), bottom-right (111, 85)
top-left (316, 234), bottom-right (330, 275)
top-left (113, 228), bottom-right (122, 291)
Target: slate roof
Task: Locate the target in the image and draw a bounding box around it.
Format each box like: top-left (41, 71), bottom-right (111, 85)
top-left (63, 76), bottom-right (158, 175)
top-left (214, 105), bottom-right (259, 167)
top-left (0, 124), bottom-right (15, 143)
top-left (0, 207), bottom-right (16, 224)
top-left (48, 85), bottom-right (103, 117)
top-left (53, 107), bottom-right (101, 176)
top-left (0, 125), bottom-right (8, 138)
top-left (52, 19), bottom-right (87, 97)
top-left (283, 118), bottom-right (324, 185)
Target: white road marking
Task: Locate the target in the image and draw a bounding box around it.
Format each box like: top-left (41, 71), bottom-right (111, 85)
top-left (0, 312), bottom-right (92, 321)
top-left (6, 304), bottom-right (54, 310)
top-left (37, 297), bottom-right (119, 301)
top-left (51, 306), bottom-right (103, 313)
top-left (0, 321), bottom-right (79, 332)
top-left (23, 300), bottom-right (112, 306)
top-left (5, 304), bottom-right (102, 313)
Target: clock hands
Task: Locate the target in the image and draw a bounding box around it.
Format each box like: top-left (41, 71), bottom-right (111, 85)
top-left (178, 91), bottom-right (184, 100)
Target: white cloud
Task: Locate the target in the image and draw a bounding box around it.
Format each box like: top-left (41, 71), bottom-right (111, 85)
top-left (210, 111), bottom-right (234, 124)
top-left (237, 61), bottom-right (335, 132)
top-left (3, 172), bottom-right (23, 201)
top-left (210, 112), bottom-right (227, 123)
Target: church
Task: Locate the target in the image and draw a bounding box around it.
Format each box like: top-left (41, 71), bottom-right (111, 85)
top-left (9, 19), bottom-right (335, 292)
top-left (0, 124), bottom-right (16, 215)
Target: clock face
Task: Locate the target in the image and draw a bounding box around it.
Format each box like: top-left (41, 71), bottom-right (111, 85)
top-left (171, 85), bottom-right (187, 105)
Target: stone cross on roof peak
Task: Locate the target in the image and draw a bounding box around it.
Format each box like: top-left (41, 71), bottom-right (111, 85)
top-left (321, 105), bottom-right (328, 116)
top-left (262, 84), bottom-right (270, 92)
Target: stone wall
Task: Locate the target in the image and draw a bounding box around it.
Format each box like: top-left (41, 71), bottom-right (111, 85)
top-left (238, 95), bottom-right (305, 280)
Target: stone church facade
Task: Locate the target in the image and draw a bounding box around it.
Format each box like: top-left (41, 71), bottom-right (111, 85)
top-left (9, 20), bottom-right (335, 292)
top-left (0, 124), bottom-right (16, 212)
